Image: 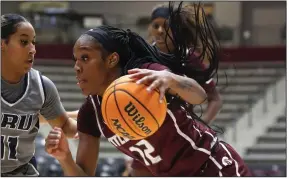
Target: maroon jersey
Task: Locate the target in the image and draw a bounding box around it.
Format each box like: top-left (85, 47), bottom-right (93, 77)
top-left (77, 63), bottom-right (251, 176)
top-left (186, 50), bottom-right (216, 92)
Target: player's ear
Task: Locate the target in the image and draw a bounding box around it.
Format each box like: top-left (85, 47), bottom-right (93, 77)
top-left (106, 52), bottom-right (120, 68)
top-left (1, 39), bottom-right (7, 51)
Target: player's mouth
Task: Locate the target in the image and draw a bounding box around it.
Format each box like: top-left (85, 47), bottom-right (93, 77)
top-left (155, 36), bottom-right (171, 45)
top-left (155, 36), bottom-right (165, 44)
top-left (27, 59), bottom-right (34, 63)
top-left (76, 77), bottom-right (87, 86)
top-left (25, 58), bottom-right (34, 67)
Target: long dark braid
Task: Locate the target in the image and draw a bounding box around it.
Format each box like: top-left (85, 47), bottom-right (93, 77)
top-left (164, 2), bottom-right (222, 133)
top-left (167, 1), bottom-right (220, 85)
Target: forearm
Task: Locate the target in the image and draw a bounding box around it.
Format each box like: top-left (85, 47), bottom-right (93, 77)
top-left (62, 118), bottom-right (78, 138)
top-left (58, 152), bottom-right (89, 176)
top-left (203, 99), bottom-right (222, 124)
top-left (169, 73), bottom-right (207, 105)
top-left (202, 87), bottom-right (222, 124)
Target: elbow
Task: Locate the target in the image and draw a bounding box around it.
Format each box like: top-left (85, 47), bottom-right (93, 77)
top-left (208, 90), bottom-right (223, 110)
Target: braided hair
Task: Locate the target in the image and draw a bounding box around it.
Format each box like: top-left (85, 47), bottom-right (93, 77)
top-left (164, 2), bottom-right (220, 85)
top-left (165, 2), bottom-right (222, 132)
top-left (83, 26), bottom-right (178, 74)
top-left (135, 2), bottom-right (222, 133)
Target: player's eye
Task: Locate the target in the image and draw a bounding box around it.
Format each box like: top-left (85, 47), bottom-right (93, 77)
top-left (152, 23), bottom-right (160, 30)
top-left (20, 40), bottom-right (29, 46)
top-left (81, 55), bottom-right (89, 62)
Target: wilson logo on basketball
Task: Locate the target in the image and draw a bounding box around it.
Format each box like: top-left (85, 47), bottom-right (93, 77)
top-left (112, 119), bottom-right (135, 140)
top-left (101, 75), bottom-right (167, 140)
top-left (124, 102), bottom-right (152, 135)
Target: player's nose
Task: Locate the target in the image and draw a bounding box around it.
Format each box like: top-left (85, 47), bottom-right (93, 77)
top-left (28, 44), bottom-right (36, 56)
top-left (74, 61), bottom-right (81, 73)
top-left (157, 26), bottom-right (164, 34)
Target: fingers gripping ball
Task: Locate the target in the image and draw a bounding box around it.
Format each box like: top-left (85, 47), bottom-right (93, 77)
top-left (101, 75), bottom-right (167, 140)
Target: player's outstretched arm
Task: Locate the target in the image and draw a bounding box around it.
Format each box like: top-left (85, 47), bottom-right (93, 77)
top-left (52, 116), bottom-right (78, 138)
top-left (39, 76), bottom-right (78, 138)
top-left (66, 110), bottom-right (79, 119)
top-left (128, 68), bottom-right (207, 105)
top-left (39, 114), bottom-right (77, 137)
top-left (45, 128), bottom-right (99, 176)
top-left (39, 110), bottom-right (79, 124)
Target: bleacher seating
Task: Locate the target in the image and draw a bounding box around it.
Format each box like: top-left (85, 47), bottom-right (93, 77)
top-left (244, 114), bottom-right (286, 165)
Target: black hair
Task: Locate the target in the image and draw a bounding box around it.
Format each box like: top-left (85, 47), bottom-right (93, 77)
top-left (148, 2), bottom-right (223, 133)
top-left (83, 26), bottom-right (178, 74)
top-left (82, 1), bottom-right (222, 134)
top-left (1, 14), bottom-right (28, 41)
top-left (165, 2), bottom-right (220, 84)
top-left (165, 2), bottom-right (222, 133)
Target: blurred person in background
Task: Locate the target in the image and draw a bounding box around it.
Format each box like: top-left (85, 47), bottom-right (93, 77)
top-left (147, 3), bottom-right (222, 124)
top-left (1, 13), bottom-right (78, 176)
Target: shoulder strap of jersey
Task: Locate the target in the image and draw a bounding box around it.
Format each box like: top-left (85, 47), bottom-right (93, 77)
top-left (32, 69), bottom-right (46, 106)
top-left (89, 95), bottom-right (105, 138)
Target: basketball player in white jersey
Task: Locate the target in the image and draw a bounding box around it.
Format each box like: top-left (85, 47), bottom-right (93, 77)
top-left (1, 14), bottom-right (78, 176)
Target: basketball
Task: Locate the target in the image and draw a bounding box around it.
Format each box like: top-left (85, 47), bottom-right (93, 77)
top-left (101, 75), bottom-right (167, 140)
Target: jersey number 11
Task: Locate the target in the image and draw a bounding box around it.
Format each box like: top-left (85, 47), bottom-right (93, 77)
top-left (1, 135), bottom-right (18, 160)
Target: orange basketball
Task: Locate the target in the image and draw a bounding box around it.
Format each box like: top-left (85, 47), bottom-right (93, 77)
top-left (101, 75), bottom-right (167, 140)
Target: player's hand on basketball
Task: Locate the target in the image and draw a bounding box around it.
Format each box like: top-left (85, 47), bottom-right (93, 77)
top-left (45, 127), bottom-right (71, 161)
top-left (128, 68), bottom-right (173, 103)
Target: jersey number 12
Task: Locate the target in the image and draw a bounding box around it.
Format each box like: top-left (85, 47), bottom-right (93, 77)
top-left (129, 140), bottom-right (162, 166)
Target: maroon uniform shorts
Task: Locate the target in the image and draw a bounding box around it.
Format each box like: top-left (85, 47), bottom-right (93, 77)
top-left (195, 141), bottom-right (252, 177)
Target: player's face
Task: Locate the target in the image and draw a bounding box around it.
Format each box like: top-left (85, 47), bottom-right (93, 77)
top-left (73, 36), bottom-right (112, 96)
top-left (1, 22), bottom-right (36, 75)
top-left (150, 17), bottom-right (175, 53)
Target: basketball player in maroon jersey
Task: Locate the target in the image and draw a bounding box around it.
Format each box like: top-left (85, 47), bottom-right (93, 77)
top-left (44, 5), bottom-right (251, 175)
top-left (147, 3), bottom-right (222, 124)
